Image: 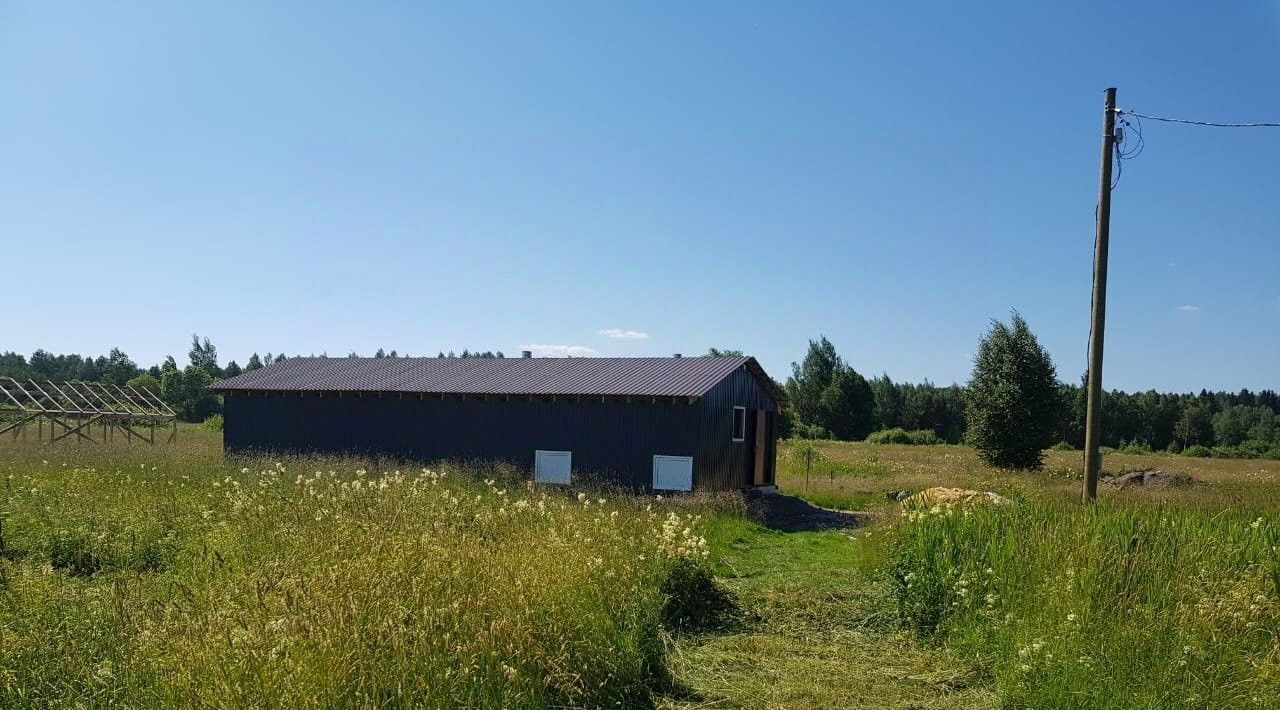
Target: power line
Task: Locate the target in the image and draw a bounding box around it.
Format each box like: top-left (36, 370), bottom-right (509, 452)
top-left (1109, 105), bottom-right (1280, 187)
top-left (1117, 109), bottom-right (1280, 128)
top-left (1109, 111), bottom-right (1142, 189)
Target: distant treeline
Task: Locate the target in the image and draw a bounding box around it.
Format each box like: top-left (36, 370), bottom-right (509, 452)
top-left (782, 337), bottom-right (1280, 458)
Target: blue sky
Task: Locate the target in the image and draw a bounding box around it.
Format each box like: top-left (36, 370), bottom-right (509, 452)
top-left (2, 1), bottom-right (1278, 391)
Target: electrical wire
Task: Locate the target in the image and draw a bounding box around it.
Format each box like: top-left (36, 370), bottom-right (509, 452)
top-left (1085, 104), bottom-right (1277, 425)
top-left (1116, 112), bottom-right (1144, 160)
top-left (1117, 109), bottom-right (1280, 128)
top-left (1110, 111), bottom-right (1142, 189)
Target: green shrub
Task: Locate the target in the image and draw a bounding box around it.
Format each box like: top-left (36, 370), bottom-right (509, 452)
top-left (202, 414), bottom-right (224, 432)
top-left (1049, 441), bottom-right (1076, 451)
top-left (661, 559), bottom-right (740, 632)
top-left (47, 531), bottom-right (105, 576)
top-left (866, 428), bottom-right (944, 445)
top-left (1199, 441), bottom-right (1280, 460)
top-left (132, 531), bottom-right (179, 572)
top-left (1238, 439), bottom-right (1276, 458)
top-left (126, 373), bottom-right (162, 394)
top-left (910, 429), bottom-right (944, 445)
top-left (868, 428), bottom-right (912, 445)
top-left (1183, 445), bottom-right (1212, 458)
top-left (790, 422), bottom-right (832, 440)
top-left (964, 313), bottom-right (1062, 469)
top-left (44, 526), bottom-right (178, 576)
top-left (1117, 439), bottom-right (1153, 455)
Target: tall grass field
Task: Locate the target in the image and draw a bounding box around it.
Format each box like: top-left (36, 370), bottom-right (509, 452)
top-left (889, 501), bottom-right (1280, 707)
top-left (3, 431), bottom-right (1279, 707)
top-left (0, 430), bottom-right (717, 707)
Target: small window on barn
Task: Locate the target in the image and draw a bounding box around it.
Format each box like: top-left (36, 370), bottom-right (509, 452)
top-left (732, 406), bottom-right (746, 442)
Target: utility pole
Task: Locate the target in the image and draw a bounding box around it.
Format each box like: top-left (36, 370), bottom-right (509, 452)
top-left (1083, 87), bottom-right (1117, 502)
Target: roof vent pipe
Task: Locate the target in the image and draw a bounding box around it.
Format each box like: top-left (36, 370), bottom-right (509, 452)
top-left (673, 353), bottom-right (682, 358)
top-left (521, 350), bottom-right (533, 358)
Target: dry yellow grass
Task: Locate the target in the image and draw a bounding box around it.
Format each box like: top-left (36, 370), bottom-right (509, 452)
top-left (777, 440), bottom-right (1279, 511)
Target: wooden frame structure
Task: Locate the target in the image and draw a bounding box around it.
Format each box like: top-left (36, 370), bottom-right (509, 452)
top-left (0, 378), bottom-right (177, 445)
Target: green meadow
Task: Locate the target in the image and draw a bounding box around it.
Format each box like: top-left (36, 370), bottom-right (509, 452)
top-left (2, 431), bottom-right (1277, 707)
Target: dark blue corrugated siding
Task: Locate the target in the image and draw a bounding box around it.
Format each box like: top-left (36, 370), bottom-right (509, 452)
top-left (224, 393), bottom-right (702, 490)
top-left (693, 366), bottom-right (779, 490)
top-left (223, 362), bottom-right (780, 492)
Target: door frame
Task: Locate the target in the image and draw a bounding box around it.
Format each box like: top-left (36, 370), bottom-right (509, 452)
top-left (752, 410), bottom-right (768, 486)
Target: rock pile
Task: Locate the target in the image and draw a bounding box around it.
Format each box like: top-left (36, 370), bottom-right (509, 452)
top-left (1102, 469), bottom-right (1198, 488)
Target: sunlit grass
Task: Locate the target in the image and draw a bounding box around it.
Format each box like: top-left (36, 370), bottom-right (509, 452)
top-left (885, 500), bottom-right (1280, 707)
top-left (753, 439), bottom-right (1280, 708)
top-left (7, 432), bottom-right (1279, 708)
top-left (0, 431), bottom-right (717, 707)
top-left (776, 439), bottom-right (1280, 512)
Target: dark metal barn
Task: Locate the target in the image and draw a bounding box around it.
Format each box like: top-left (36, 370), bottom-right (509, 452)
top-left (210, 355), bottom-right (782, 492)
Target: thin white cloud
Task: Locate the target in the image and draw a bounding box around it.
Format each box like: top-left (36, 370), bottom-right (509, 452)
top-left (598, 328), bottom-right (649, 340)
top-left (1175, 305), bottom-right (1201, 313)
top-left (522, 344), bottom-right (598, 357)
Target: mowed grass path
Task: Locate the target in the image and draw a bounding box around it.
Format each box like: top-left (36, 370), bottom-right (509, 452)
top-left (663, 518), bottom-right (995, 708)
top-left (666, 440), bottom-right (1279, 708)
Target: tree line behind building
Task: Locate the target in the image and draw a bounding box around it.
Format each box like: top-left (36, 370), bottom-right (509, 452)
top-left (2, 334), bottom-right (1277, 459)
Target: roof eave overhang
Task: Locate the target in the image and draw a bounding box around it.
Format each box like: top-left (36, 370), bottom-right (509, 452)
top-left (211, 387), bottom-right (700, 404)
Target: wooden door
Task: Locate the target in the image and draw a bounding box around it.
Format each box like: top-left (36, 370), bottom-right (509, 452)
top-left (753, 410), bottom-right (768, 486)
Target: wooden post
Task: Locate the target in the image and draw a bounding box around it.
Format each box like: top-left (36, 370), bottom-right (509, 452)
top-left (1083, 87), bottom-right (1117, 503)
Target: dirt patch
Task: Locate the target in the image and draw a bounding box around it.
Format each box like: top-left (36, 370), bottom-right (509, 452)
top-left (1102, 469), bottom-right (1199, 488)
top-left (746, 493), bottom-right (866, 532)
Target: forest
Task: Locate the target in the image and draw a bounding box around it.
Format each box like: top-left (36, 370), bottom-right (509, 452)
top-left (781, 336), bottom-right (1279, 459)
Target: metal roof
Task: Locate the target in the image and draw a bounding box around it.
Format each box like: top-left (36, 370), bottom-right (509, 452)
top-left (210, 356), bottom-right (781, 400)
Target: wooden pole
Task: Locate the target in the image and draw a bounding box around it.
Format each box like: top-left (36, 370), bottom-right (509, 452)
top-left (1083, 87), bottom-right (1117, 503)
